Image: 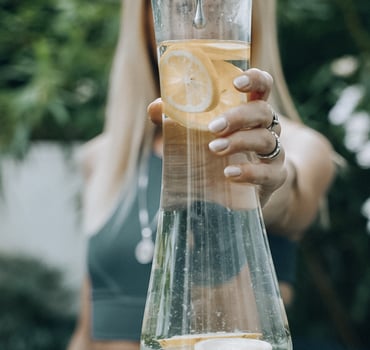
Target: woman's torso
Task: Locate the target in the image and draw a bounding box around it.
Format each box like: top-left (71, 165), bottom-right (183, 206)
top-left (88, 153), bottom-right (162, 342)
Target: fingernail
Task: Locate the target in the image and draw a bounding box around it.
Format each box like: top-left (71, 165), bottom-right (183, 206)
top-left (208, 117), bottom-right (227, 133)
top-left (233, 75), bottom-right (250, 89)
top-left (209, 138), bottom-right (229, 153)
top-left (224, 166), bottom-right (242, 177)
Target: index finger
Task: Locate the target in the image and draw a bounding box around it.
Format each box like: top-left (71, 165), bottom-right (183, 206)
top-left (233, 68), bottom-right (273, 101)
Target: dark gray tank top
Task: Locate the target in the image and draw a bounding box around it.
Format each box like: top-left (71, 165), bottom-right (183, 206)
top-left (88, 154), bottom-right (162, 340)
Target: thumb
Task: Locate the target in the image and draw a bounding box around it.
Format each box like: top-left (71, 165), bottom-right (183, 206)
top-left (147, 98), bottom-right (163, 125)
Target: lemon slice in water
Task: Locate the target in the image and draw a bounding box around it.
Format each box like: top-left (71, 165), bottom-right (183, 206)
top-left (160, 50), bottom-right (244, 130)
top-left (195, 338), bottom-right (272, 350)
top-left (163, 59), bottom-right (243, 130)
top-left (160, 47), bottom-right (219, 114)
top-left (200, 41), bottom-right (250, 61)
top-left (158, 332), bottom-right (262, 348)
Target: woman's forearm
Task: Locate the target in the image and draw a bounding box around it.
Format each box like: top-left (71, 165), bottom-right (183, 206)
top-left (262, 119), bottom-right (335, 240)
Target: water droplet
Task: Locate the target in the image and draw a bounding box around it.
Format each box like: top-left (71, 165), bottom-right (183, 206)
top-left (193, 0), bottom-right (207, 29)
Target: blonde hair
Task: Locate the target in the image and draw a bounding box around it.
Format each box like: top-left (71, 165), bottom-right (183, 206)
top-left (251, 0), bottom-right (301, 122)
top-left (83, 0), bottom-right (301, 234)
top-left (83, 0), bottom-right (157, 234)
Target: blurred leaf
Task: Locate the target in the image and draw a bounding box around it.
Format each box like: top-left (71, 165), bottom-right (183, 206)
top-left (0, 253), bottom-right (75, 349)
top-left (0, 0), bottom-right (120, 156)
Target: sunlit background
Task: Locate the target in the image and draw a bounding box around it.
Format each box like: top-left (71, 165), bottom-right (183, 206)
top-left (0, 0), bottom-right (369, 349)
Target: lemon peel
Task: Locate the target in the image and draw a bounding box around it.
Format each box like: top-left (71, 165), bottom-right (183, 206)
top-left (158, 332), bottom-right (262, 348)
top-left (159, 41), bottom-right (248, 130)
top-left (159, 47), bottom-right (219, 114)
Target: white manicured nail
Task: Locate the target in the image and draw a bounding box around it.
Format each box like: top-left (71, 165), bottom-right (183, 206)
top-left (208, 117), bottom-right (227, 133)
top-left (233, 75), bottom-right (250, 89)
top-left (209, 138), bottom-right (229, 152)
top-left (224, 166), bottom-right (242, 177)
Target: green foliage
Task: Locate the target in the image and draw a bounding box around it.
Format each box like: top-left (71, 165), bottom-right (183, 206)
top-left (0, 0), bottom-right (369, 348)
top-left (0, 254), bottom-right (75, 349)
top-left (0, 0), bottom-right (120, 157)
top-left (278, 0), bottom-right (370, 348)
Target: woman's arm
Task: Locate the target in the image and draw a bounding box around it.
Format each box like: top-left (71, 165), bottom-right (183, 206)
top-left (148, 69), bottom-right (336, 241)
top-left (67, 278), bottom-right (93, 350)
top-left (205, 69), bottom-right (335, 240)
top-left (262, 117), bottom-right (335, 240)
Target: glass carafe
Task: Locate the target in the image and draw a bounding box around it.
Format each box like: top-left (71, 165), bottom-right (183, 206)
top-left (141, 1), bottom-right (293, 350)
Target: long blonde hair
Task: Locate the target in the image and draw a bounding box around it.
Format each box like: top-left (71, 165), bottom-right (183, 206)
top-left (251, 0), bottom-right (301, 122)
top-left (83, 0), bottom-right (300, 234)
top-left (83, 0), bottom-right (157, 234)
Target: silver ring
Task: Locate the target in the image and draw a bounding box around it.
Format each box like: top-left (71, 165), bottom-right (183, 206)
top-left (257, 130), bottom-right (281, 160)
top-left (267, 109), bottom-right (280, 130)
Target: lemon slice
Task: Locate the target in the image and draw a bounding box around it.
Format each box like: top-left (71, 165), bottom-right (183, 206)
top-left (158, 332), bottom-right (262, 348)
top-left (162, 59), bottom-right (243, 130)
top-left (211, 60), bottom-right (245, 111)
top-left (201, 42), bottom-right (250, 61)
top-left (195, 338), bottom-right (272, 350)
top-left (164, 40), bottom-right (250, 61)
top-left (164, 59), bottom-right (243, 130)
top-left (160, 47), bottom-right (219, 114)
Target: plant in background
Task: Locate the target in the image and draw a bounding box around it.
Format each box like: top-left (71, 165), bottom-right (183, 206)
top-left (0, 0), bottom-right (121, 346)
top-left (279, 0), bottom-right (370, 348)
top-left (1, 0), bottom-right (370, 348)
top-left (0, 0), bottom-right (120, 157)
top-left (0, 254), bottom-right (75, 350)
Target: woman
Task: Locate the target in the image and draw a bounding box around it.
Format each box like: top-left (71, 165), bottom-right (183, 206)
top-left (68, 0), bottom-right (335, 349)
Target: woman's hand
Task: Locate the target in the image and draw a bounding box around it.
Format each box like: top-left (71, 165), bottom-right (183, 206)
top-left (208, 68), bottom-right (287, 207)
top-left (148, 68), bottom-right (287, 208)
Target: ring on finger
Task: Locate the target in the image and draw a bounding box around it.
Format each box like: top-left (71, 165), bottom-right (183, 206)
top-left (267, 109), bottom-right (280, 131)
top-left (257, 130), bottom-right (281, 160)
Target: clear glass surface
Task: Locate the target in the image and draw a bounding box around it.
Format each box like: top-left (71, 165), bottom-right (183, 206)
top-left (141, 1), bottom-right (293, 349)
